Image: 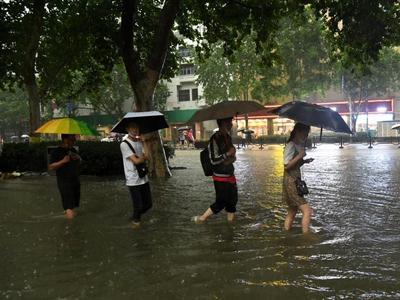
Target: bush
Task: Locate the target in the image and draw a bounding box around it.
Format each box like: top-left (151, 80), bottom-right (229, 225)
top-left (0, 141), bottom-right (175, 176)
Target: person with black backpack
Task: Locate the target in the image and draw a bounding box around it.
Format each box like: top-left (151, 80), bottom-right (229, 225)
top-left (193, 117), bottom-right (238, 223)
top-left (120, 121), bottom-right (152, 228)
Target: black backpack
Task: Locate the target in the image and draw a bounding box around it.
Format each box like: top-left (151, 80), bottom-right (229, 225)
top-left (200, 146), bottom-right (213, 176)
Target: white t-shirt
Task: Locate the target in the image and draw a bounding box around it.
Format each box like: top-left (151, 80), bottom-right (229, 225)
top-left (120, 139), bottom-right (148, 186)
top-left (283, 141), bottom-right (304, 165)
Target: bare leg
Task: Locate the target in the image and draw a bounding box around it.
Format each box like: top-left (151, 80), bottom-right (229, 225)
top-left (299, 203), bottom-right (312, 233)
top-left (195, 208), bottom-right (214, 222)
top-left (284, 207), bottom-right (297, 231)
top-left (64, 209), bottom-right (75, 219)
top-left (227, 212), bottom-right (235, 222)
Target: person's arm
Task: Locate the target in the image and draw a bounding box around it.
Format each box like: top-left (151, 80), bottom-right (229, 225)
top-left (127, 153), bottom-right (146, 165)
top-left (210, 135), bottom-right (236, 166)
top-left (48, 155), bottom-right (70, 171)
top-left (285, 150), bottom-right (305, 170)
top-left (121, 142), bottom-right (146, 165)
top-left (210, 136), bottom-right (228, 165)
top-left (284, 143), bottom-right (305, 171)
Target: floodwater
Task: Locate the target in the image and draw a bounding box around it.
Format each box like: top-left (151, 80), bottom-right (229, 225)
top-left (1, 144), bottom-right (399, 299)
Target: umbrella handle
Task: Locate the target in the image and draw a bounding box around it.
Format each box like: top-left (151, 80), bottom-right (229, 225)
top-left (320, 127), bottom-right (323, 141)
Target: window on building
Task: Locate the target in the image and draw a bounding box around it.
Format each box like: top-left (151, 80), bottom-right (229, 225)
top-left (178, 47), bottom-right (190, 58)
top-left (177, 87), bottom-right (190, 102)
top-left (192, 88), bottom-right (198, 101)
top-left (180, 64), bottom-right (195, 76)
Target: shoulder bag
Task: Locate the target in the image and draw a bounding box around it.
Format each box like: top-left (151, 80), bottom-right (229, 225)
top-left (123, 140), bottom-right (148, 178)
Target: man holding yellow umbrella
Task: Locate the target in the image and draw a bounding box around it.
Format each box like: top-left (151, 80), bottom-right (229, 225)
top-left (36, 118), bottom-right (98, 219)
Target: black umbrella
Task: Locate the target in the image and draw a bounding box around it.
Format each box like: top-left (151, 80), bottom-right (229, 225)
top-left (271, 101), bottom-right (352, 136)
top-left (111, 111), bottom-right (169, 134)
top-left (188, 100), bottom-right (266, 123)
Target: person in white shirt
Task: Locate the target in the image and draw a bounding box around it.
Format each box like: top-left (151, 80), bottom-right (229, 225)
top-left (120, 122), bottom-right (152, 227)
top-left (282, 123), bottom-right (314, 233)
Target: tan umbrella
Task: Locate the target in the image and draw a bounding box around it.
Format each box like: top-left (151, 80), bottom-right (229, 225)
top-left (187, 100), bottom-right (266, 123)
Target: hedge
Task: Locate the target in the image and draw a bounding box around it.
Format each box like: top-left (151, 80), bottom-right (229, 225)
top-left (0, 141), bottom-right (174, 176)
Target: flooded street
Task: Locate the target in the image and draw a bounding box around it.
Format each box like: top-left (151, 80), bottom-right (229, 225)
top-left (1, 144), bottom-right (399, 299)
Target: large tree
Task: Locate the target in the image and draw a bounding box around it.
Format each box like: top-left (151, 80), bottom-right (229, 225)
top-left (195, 35), bottom-right (261, 128)
top-left (118, 0), bottom-right (304, 177)
top-left (253, 9), bottom-right (333, 102)
top-left (0, 0), bottom-right (119, 138)
top-left (313, 0), bottom-right (400, 70)
top-left (65, 63), bottom-right (134, 119)
top-left (340, 47), bottom-right (400, 132)
top-left (118, 0), bottom-right (400, 176)
top-left (195, 45), bottom-right (232, 105)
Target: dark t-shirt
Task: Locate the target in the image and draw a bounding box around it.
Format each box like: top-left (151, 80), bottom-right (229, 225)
top-left (49, 146), bottom-right (80, 180)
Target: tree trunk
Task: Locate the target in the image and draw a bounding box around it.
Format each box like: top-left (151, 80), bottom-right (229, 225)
top-left (119, 0), bottom-right (179, 178)
top-left (25, 82), bottom-right (42, 137)
top-left (134, 79), bottom-right (171, 178)
top-left (243, 90), bottom-right (249, 129)
top-left (21, 0), bottom-right (46, 139)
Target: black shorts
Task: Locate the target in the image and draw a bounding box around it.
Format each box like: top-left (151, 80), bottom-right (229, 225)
top-left (210, 181), bottom-right (238, 214)
top-left (57, 179), bottom-right (80, 210)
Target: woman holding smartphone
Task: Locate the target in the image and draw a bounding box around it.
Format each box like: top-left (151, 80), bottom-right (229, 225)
top-left (282, 123), bottom-right (314, 234)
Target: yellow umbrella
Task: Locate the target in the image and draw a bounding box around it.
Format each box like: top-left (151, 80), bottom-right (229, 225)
top-left (35, 118), bottom-right (98, 136)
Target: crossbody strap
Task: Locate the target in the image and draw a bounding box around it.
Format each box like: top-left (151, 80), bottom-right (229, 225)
top-left (123, 139), bottom-right (136, 154)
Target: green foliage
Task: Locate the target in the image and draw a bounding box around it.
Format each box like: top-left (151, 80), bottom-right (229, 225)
top-left (229, 34), bottom-right (261, 101)
top-left (153, 82), bottom-right (171, 112)
top-left (195, 34), bottom-right (262, 104)
top-left (312, 0), bottom-right (400, 70)
top-left (0, 0), bottom-right (120, 131)
top-left (341, 47), bottom-right (400, 99)
top-left (0, 87), bottom-right (30, 136)
top-left (338, 46), bottom-right (400, 131)
top-left (195, 44), bottom-right (232, 104)
top-left (81, 63), bottom-right (134, 118)
top-left (253, 9), bottom-right (333, 102)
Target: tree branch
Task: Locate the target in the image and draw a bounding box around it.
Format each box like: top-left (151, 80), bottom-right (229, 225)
top-left (39, 56), bottom-right (74, 99)
top-left (120, 0), bottom-right (142, 84)
top-left (147, 0), bottom-right (180, 82)
top-left (22, 0), bottom-right (46, 84)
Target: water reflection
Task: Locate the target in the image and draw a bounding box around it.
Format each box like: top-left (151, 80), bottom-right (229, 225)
top-left (1, 144), bottom-right (399, 299)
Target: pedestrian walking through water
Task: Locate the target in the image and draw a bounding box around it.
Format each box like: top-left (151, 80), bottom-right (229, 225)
top-left (120, 122), bottom-right (152, 228)
top-left (193, 117), bottom-right (238, 223)
top-left (48, 134), bottom-right (81, 219)
top-left (282, 123), bottom-right (314, 233)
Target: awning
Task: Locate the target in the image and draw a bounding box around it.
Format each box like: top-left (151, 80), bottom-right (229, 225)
top-left (75, 114), bottom-right (119, 128)
top-left (164, 109), bottom-right (199, 123)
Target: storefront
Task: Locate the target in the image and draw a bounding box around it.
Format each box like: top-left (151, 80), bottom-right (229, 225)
top-left (235, 99), bottom-right (395, 136)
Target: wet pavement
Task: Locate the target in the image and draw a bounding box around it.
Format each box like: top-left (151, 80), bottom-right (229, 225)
top-left (1, 144), bottom-right (399, 299)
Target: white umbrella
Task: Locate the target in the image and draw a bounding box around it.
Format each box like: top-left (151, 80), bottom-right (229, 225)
top-left (391, 124), bottom-right (400, 130)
